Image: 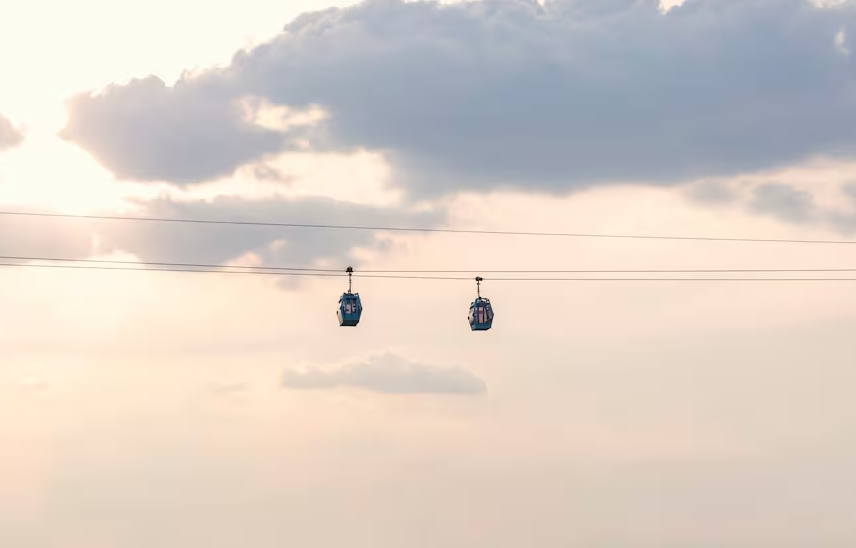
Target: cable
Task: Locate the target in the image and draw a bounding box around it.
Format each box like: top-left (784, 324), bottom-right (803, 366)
top-left (2, 254), bottom-right (856, 275)
top-left (1, 209), bottom-right (855, 246)
top-left (353, 268), bottom-right (856, 274)
top-left (0, 262), bottom-right (347, 277)
top-left (2, 261), bottom-right (855, 281)
top-left (0, 255), bottom-right (344, 273)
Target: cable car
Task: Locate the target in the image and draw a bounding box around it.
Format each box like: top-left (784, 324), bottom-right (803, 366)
top-left (338, 266), bottom-right (363, 327)
top-left (468, 276), bottom-right (494, 331)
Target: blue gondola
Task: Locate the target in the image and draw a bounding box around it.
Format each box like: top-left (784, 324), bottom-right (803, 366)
top-left (468, 276), bottom-right (494, 331)
top-left (338, 266), bottom-right (363, 327)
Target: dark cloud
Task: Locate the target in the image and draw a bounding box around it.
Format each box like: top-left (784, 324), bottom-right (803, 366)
top-left (0, 113), bottom-right (23, 152)
top-left (829, 183), bottom-right (856, 233)
top-left (0, 197), bottom-right (443, 275)
top-left (282, 352), bottom-right (487, 394)
top-left (100, 195), bottom-right (443, 266)
top-left (691, 181), bottom-right (856, 234)
top-left (251, 164), bottom-right (292, 183)
top-left (60, 76), bottom-right (285, 184)
top-left (750, 183), bottom-right (817, 223)
top-left (685, 180), bottom-right (738, 205)
top-left (830, 213), bottom-right (856, 234)
top-left (61, 0), bottom-right (856, 197)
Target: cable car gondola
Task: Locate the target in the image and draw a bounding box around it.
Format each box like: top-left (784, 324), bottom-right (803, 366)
top-left (338, 266), bottom-right (363, 327)
top-left (468, 276), bottom-right (494, 331)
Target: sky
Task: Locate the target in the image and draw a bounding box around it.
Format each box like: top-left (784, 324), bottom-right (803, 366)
top-left (1, 0), bottom-right (856, 546)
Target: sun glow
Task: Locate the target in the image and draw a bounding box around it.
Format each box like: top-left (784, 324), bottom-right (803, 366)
top-left (0, 132), bottom-right (132, 215)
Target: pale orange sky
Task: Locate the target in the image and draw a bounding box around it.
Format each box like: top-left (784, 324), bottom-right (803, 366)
top-left (1, 1), bottom-right (855, 547)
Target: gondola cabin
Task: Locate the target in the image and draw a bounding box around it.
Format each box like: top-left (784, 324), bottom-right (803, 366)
top-left (468, 297), bottom-right (494, 331)
top-left (338, 292), bottom-right (363, 327)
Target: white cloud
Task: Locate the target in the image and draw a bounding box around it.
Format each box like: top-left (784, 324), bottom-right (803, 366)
top-left (283, 352), bottom-right (487, 394)
top-left (836, 28), bottom-right (851, 54)
top-left (659, 0), bottom-right (686, 13)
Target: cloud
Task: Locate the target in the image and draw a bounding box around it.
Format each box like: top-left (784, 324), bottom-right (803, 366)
top-left (0, 196), bottom-right (442, 274)
top-left (0, 113), bottom-right (23, 152)
top-left (750, 182), bottom-right (818, 223)
top-left (685, 180), bottom-right (738, 205)
top-left (282, 352), bottom-right (487, 394)
top-left (683, 178), bottom-right (856, 232)
top-left (60, 76), bottom-right (285, 184)
top-left (683, 179), bottom-right (856, 233)
top-left (836, 27), bottom-right (851, 54)
top-left (829, 183), bottom-right (856, 232)
top-left (61, 0), bottom-right (856, 197)
top-left (102, 194), bottom-right (443, 266)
